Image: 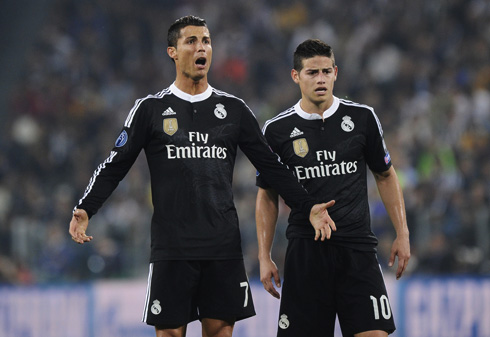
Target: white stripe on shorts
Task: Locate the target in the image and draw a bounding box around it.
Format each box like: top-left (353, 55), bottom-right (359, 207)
top-left (142, 263), bottom-right (154, 322)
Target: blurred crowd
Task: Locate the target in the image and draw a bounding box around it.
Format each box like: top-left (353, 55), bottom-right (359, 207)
top-left (1, 0), bottom-right (489, 284)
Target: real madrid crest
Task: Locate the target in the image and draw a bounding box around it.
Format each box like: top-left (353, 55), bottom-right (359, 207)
top-left (163, 118), bottom-right (178, 136)
top-left (293, 138), bottom-right (309, 158)
top-left (341, 115), bottom-right (354, 132)
top-left (214, 103), bottom-right (227, 119)
top-left (151, 300), bottom-right (162, 315)
top-left (278, 314), bottom-right (290, 329)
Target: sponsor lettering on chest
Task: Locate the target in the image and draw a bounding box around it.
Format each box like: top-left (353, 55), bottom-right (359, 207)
top-left (293, 149), bottom-right (358, 180)
top-left (165, 131), bottom-right (228, 159)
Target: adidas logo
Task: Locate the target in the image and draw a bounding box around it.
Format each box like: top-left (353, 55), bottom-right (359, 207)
top-left (290, 127), bottom-right (304, 138)
top-left (162, 107), bottom-right (176, 116)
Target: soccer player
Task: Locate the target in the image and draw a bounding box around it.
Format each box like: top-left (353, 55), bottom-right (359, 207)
top-left (255, 39), bottom-right (410, 337)
top-left (69, 17), bottom-right (335, 337)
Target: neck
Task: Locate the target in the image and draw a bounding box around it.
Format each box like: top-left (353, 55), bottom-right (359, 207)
top-left (300, 97), bottom-right (334, 118)
top-left (174, 75), bottom-right (208, 95)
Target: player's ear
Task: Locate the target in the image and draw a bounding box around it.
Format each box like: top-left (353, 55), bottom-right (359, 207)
top-left (291, 69), bottom-right (300, 84)
top-left (167, 46), bottom-right (177, 60)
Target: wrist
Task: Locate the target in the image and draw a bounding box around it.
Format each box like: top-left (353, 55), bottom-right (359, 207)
top-left (258, 251), bottom-right (272, 261)
top-left (396, 228), bottom-right (409, 238)
top-left (75, 207), bottom-right (92, 219)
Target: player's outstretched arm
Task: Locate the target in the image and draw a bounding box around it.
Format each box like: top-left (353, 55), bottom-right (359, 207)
top-left (309, 200), bottom-right (336, 241)
top-left (69, 208), bottom-right (93, 244)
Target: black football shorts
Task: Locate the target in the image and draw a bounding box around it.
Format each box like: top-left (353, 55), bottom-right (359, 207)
top-left (142, 259), bottom-right (255, 327)
top-left (277, 239), bottom-right (396, 337)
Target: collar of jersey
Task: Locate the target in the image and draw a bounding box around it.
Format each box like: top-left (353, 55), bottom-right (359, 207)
top-left (170, 83), bottom-right (213, 103)
top-left (295, 96), bottom-right (340, 120)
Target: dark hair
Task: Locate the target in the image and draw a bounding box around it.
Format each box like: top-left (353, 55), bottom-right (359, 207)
top-left (167, 15), bottom-right (207, 48)
top-left (293, 39), bottom-right (335, 71)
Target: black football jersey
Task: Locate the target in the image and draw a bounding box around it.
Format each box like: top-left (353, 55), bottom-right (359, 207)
top-left (76, 84), bottom-right (317, 261)
top-left (256, 97), bottom-right (392, 251)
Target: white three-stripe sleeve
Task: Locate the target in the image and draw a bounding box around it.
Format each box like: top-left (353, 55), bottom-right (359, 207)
top-left (76, 151), bottom-right (118, 210)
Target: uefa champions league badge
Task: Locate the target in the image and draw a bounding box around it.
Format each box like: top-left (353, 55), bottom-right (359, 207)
top-left (115, 130), bottom-right (128, 147)
top-left (341, 115), bottom-right (355, 132)
top-left (214, 103), bottom-right (227, 119)
top-left (385, 151), bottom-right (391, 164)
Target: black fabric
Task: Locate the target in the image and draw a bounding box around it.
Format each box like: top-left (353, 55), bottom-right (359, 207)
top-left (256, 98), bottom-right (392, 251)
top-left (77, 84), bottom-right (317, 260)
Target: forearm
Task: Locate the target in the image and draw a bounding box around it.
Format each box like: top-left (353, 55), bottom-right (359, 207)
top-left (255, 188), bottom-right (279, 261)
top-left (77, 149), bottom-right (139, 218)
top-left (374, 166), bottom-right (409, 237)
top-left (375, 166), bottom-right (411, 278)
top-left (240, 112), bottom-right (317, 217)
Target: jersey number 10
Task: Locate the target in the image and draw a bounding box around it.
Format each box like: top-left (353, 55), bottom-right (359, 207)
top-left (370, 295), bottom-right (392, 320)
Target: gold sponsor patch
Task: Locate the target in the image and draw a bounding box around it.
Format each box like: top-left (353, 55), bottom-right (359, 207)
top-left (293, 138), bottom-right (309, 158)
top-left (163, 118), bottom-right (178, 136)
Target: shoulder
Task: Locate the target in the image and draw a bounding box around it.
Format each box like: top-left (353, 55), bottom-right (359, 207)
top-left (338, 98), bottom-right (383, 134)
top-left (338, 98), bottom-right (375, 114)
top-left (262, 106), bottom-right (297, 134)
top-left (211, 87), bottom-right (246, 105)
top-left (132, 87), bottom-right (173, 107)
top-left (124, 88), bottom-right (172, 127)
top-left (338, 98), bottom-right (380, 123)
top-left (211, 87), bottom-right (256, 117)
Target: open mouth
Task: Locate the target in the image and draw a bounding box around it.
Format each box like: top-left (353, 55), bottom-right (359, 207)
top-left (315, 87), bottom-right (327, 94)
top-left (195, 57), bottom-right (207, 66)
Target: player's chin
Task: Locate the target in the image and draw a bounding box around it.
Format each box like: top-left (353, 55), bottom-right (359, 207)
top-left (190, 72), bottom-right (207, 82)
top-left (311, 96), bottom-right (328, 105)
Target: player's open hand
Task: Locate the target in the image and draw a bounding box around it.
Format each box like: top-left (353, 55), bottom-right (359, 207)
top-left (259, 257), bottom-right (281, 299)
top-left (310, 200), bottom-right (336, 241)
top-left (69, 209), bottom-right (93, 244)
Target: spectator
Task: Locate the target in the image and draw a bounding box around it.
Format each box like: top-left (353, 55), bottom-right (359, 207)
top-left (1, 0), bottom-right (489, 283)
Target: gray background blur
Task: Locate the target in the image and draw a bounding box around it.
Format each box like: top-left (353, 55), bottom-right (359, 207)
top-left (0, 0), bottom-right (489, 284)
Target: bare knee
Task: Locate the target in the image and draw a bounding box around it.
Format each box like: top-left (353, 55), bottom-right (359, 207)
top-left (155, 324), bottom-right (187, 337)
top-left (201, 318), bottom-right (235, 337)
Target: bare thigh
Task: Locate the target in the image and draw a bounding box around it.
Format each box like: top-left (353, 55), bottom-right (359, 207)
top-left (355, 330), bottom-right (388, 337)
